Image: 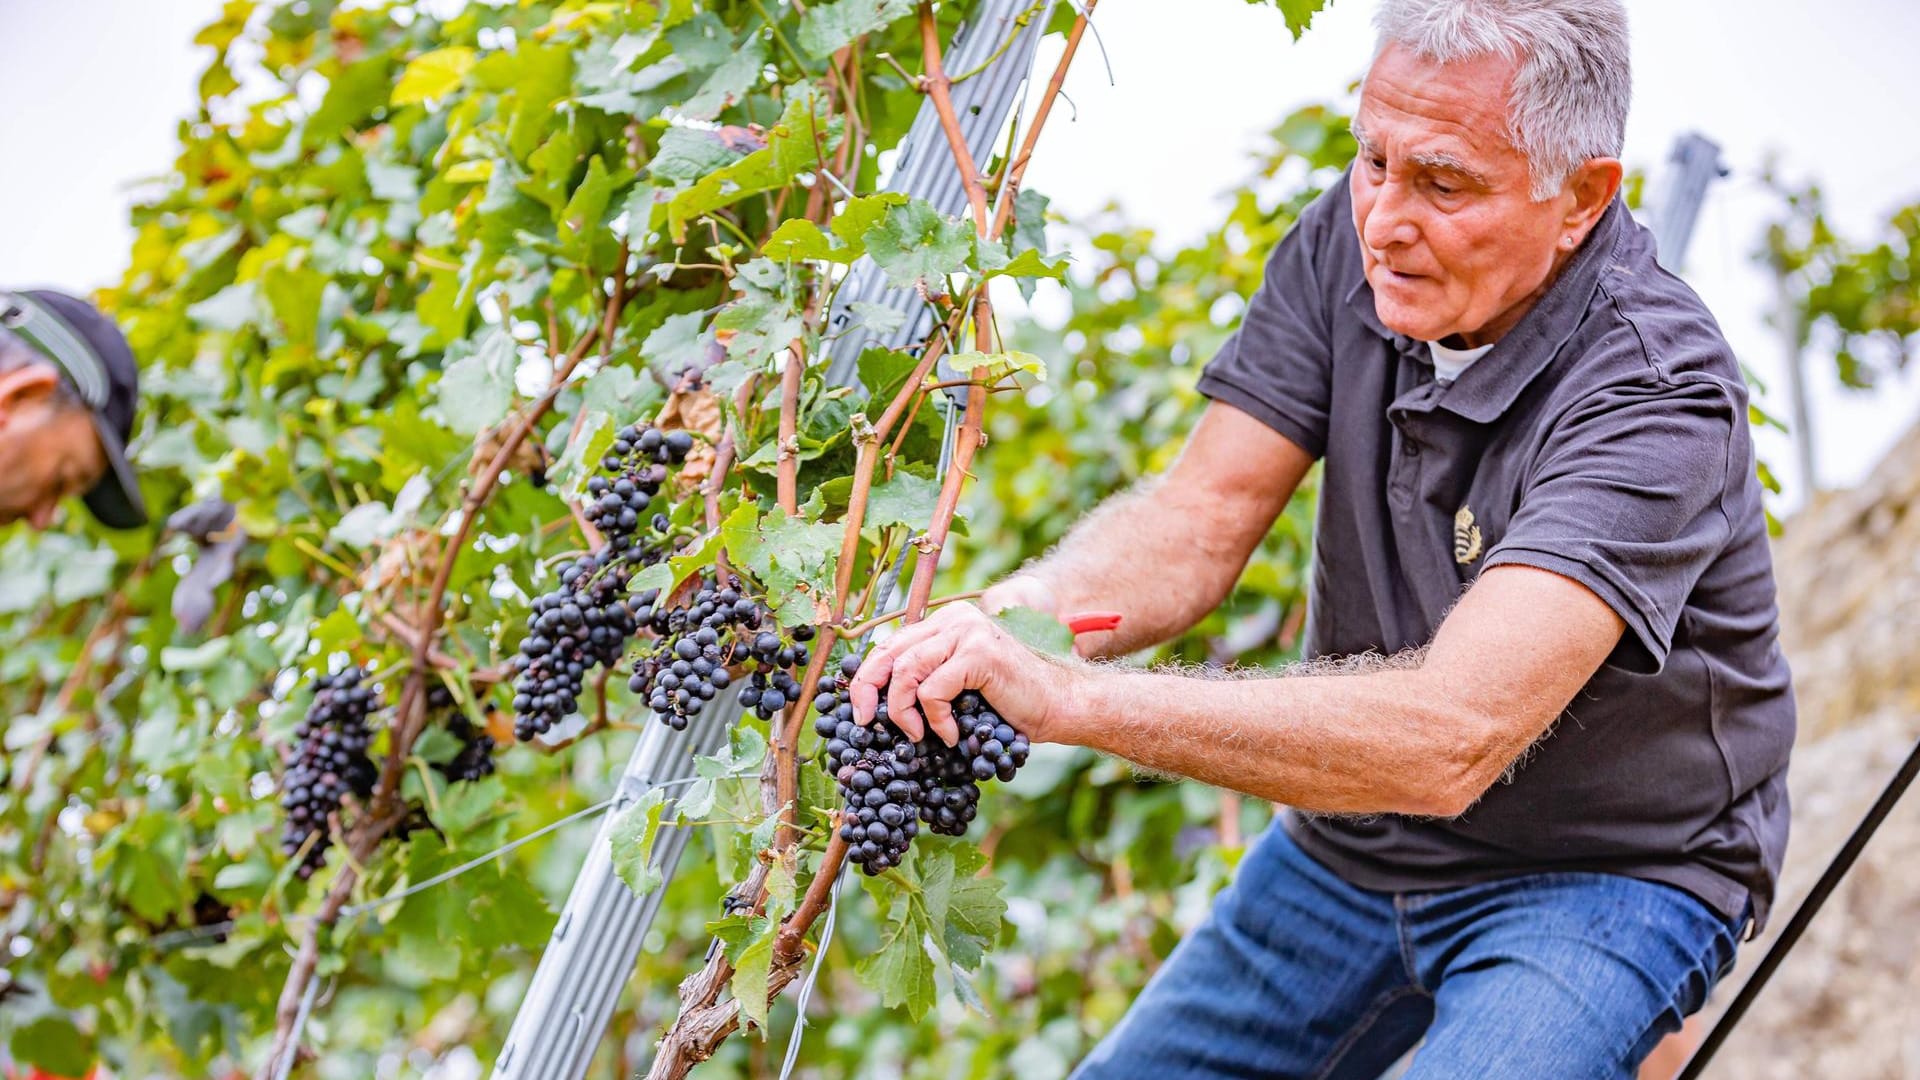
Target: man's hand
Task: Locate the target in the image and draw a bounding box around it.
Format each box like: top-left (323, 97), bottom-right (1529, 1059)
top-left (847, 602), bottom-right (1079, 747)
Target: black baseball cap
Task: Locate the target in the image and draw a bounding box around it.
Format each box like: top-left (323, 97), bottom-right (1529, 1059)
top-left (0, 288), bottom-right (147, 528)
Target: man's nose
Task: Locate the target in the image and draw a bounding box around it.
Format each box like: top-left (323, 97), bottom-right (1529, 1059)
top-left (1362, 179), bottom-right (1420, 253)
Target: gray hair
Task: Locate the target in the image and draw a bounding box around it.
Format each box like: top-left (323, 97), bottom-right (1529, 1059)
top-left (1372, 0), bottom-right (1631, 200)
top-left (0, 333), bottom-right (85, 410)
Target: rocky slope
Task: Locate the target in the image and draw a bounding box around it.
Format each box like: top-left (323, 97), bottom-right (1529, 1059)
top-left (1695, 425), bottom-right (1920, 1079)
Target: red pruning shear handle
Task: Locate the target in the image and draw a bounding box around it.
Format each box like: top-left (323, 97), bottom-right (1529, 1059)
top-left (1065, 610), bottom-right (1123, 636)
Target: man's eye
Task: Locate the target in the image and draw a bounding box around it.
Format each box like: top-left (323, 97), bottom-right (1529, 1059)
top-left (1432, 182), bottom-right (1456, 196)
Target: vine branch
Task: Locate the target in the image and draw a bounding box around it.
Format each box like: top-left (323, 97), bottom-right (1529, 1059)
top-left (917, 2), bottom-right (992, 231)
top-left (646, 5), bottom-right (1093, 1071)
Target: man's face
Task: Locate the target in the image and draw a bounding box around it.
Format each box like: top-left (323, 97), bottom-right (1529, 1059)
top-left (1350, 44), bottom-right (1595, 346)
top-left (0, 362), bottom-right (107, 530)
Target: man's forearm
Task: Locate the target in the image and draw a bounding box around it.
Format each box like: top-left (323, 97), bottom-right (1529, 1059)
top-left (1055, 656), bottom-right (1524, 818)
top-left (1005, 403), bottom-right (1315, 656)
top-left (1016, 476), bottom-right (1242, 655)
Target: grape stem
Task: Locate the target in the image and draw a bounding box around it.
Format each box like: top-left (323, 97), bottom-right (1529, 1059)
top-left (902, 304), bottom-right (993, 622)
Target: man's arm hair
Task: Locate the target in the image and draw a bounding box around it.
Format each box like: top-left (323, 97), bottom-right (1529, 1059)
top-left (1008, 400), bottom-right (1315, 656)
top-left (1053, 564), bottom-right (1626, 816)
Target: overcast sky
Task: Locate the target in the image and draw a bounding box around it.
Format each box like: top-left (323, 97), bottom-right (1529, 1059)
top-left (3, 0), bottom-right (1917, 509)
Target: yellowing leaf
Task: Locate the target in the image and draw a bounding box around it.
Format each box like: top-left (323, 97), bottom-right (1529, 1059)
top-left (393, 47), bottom-right (476, 106)
top-left (945, 349), bottom-right (1047, 383)
top-left (443, 159), bottom-right (494, 183)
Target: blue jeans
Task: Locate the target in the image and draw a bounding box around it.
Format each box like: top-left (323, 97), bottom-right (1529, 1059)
top-left (1071, 826), bottom-right (1744, 1080)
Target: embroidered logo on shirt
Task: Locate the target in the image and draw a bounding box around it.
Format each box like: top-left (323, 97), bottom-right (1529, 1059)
top-left (1453, 505), bottom-right (1483, 566)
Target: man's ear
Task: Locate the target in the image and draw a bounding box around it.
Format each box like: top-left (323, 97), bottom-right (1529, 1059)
top-left (0, 365), bottom-right (62, 429)
top-left (1564, 157), bottom-right (1624, 240)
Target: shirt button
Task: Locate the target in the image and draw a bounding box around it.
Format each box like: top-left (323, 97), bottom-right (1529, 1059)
top-left (1402, 440), bottom-right (1421, 457)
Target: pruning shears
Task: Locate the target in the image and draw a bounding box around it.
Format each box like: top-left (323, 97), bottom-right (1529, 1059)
top-left (1065, 611), bottom-right (1123, 637)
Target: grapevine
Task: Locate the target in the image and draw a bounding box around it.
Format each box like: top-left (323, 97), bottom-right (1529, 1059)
top-left (0, 0), bottom-right (1165, 1073)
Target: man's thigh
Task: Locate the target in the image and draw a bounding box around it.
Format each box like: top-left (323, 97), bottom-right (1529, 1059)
top-left (1071, 827), bottom-right (1422, 1080)
top-left (1403, 873), bottom-right (1742, 1080)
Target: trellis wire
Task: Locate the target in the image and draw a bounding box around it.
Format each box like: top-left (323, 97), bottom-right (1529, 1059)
top-left (152, 776), bottom-right (703, 953)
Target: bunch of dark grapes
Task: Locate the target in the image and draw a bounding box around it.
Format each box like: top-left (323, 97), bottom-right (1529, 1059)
top-left (916, 693), bottom-right (1029, 836)
top-left (427, 684), bottom-right (496, 783)
top-left (626, 575), bottom-right (814, 730)
top-left (814, 656), bottom-right (924, 874)
top-left (510, 423), bottom-right (691, 741)
top-left (280, 666), bottom-right (380, 879)
top-left (810, 660), bottom-right (1032, 868)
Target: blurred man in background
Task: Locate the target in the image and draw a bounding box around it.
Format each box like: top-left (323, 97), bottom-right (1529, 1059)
top-left (0, 289), bottom-right (145, 531)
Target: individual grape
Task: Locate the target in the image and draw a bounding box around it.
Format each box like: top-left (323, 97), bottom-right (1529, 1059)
top-left (280, 666), bottom-right (381, 879)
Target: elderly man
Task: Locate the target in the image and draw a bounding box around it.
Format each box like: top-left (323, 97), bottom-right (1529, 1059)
top-left (0, 289), bottom-right (146, 531)
top-left (850, 0), bottom-right (1793, 1076)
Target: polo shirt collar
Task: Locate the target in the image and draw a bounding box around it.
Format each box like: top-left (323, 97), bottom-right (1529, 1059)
top-left (1344, 195), bottom-right (1630, 423)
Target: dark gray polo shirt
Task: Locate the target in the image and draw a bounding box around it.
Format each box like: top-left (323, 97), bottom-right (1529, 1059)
top-left (1198, 174), bottom-right (1795, 929)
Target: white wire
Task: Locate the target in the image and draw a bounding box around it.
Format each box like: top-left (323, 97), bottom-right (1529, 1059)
top-left (776, 864), bottom-right (849, 1080)
top-left (154, 776), bottom-right (705, 953)
top-left (270, 972), bottom-right (322, 1080)
top-left (334, 793), bottom-right (629, 920)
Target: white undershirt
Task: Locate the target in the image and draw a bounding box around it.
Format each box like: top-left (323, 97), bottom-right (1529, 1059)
top-left (1427, 339), bottom-right (1495, 385)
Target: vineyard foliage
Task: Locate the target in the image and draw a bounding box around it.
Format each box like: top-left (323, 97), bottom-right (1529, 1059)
top-left (0, 1), bottom-right (1335, 1075)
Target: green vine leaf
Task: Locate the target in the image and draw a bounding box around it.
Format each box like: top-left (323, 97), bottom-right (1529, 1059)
top-left (994, 606), bottom-right (1074, 658)
top-left (867, 199), bottom-right (973, 288)
top-left (798, 0), bottom-right (915, 58)
top-left (1245, 0), bottom-right (1331, 39)
top-left (667, 93), bottom-right (839, 241)
top-left (609, 787), bottom-right (671, 900)
top-left (863, 470), bottom-right (942, 528)
top-left (436, 330), bottom-right (521, 436)
top-left (732, 925), bottom-right (778, 1033)
top-left (946, 349), bottom-right (1047, 383)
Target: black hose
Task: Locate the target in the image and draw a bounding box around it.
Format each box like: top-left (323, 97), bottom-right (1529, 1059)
top-left (1677, 732), bottom-right (1920, 1079)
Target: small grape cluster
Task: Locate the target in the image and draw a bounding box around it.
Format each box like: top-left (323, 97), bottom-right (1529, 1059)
top-left (737, 625), bottom-right (812, 722)
top-left (427, 684), bottom-right (496, 783)
top-left (917, 692), bottom-right (1030, 836)
top-left (280, 666), bottom-right (380, 879)
top-left (812, 663), bottom-right (1032, 870)
top-left (510, 423), bottom-right (691, 742)
top-left (814, 656), bottom-right (924, 874)
top-left (627, 575), bottom-right (814, 730)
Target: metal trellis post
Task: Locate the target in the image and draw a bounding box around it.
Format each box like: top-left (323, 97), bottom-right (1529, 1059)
top-left (1648, 132), bottom-right (1727, 274)
top-left (494, 4), bottom-right (1057, 1076)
